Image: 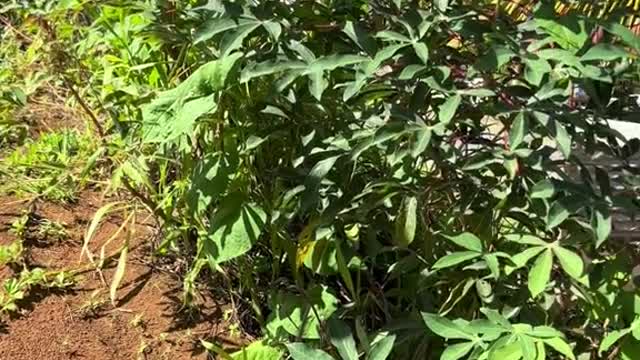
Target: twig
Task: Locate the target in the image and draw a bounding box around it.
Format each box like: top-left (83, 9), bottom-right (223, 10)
top-left (61, 76), bottom-right (106, 140)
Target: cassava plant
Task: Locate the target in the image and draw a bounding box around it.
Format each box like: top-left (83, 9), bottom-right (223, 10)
top-left (24, 0), bottom-right (640, 359)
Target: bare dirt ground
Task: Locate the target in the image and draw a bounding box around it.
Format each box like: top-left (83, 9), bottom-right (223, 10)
top-left (0, 191), bottom-right (241, 360)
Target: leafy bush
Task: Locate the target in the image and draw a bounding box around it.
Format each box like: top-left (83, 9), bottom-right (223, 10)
top-left (4, 0), bottom-right (640, 359)
top-left (106, 1), bottom-right (640, 358)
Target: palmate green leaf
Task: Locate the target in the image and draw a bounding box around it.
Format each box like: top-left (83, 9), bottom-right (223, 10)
top-left (528, 248), bottom-right (553, 298)
top-left (286, 343), bottom-right (334, 360)
top-left (328, 318), bottom-right (358, 360)
top-left (421, 313), bottom-right (475, 340)
top-left (394, 196), bottom-right (418, 247)
top-left (433, 251), bottom-right (482, 270)
top-left (441, 342), bottom-right (474, 360)
top-left (552, 245), bottom-right (583, 280)
top-left (439, 95), bottom-right (462, 125)
top-left (205, 194), bottom-right (266, 264)
top-left (445, 232), bottom-right (483, 252)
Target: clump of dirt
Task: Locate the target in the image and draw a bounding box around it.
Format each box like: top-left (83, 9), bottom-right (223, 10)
top-left (0, 192), bottom-right (243, 360)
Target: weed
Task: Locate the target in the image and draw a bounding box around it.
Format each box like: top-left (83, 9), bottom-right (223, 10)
top-left (0, 241), bottom-right (23, 267)
top-left (9, 212), bottom-right (30, 240)
top-left (77, 289), bottom-right (108, 318)
top-left (0, 129), bottom-right (99, 201)
top-left (35, 218), bottom-right (68, 242)
top-left (129, 313), bottom-right (145, 329)
top-left (0, 268), bottom-right (75, 314)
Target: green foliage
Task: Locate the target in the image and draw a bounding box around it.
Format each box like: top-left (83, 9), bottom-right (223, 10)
top-left (0, 268), bottom-right (75, 313)
top-left (103, 1), bottom-right (640, 358)
top-left (4, 0), bottom-right (640, 359)
top-left (0, 129), bottom-right (99, 201)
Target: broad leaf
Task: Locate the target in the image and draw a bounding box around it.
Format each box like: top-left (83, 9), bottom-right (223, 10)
top-left (552, 246), bottom-right (583, 280)
top-left (439, 95), bottom-right (462, 125)
top-left (394, 196), bottom-right (418, 247)
top-left (421, 313), bottom-right (475, 340)
top-left (328, 318), bottom-right (358, 360)
top-left (528, 249), bottom-right (553, 298)
top-left (445, 232), bottom-right (483, 252)
top-left (205, 194), bottom-right (266, 264)
top-left (287, 343), bottom-right (334, 360)
top-left (433, 251), bottom-right (482, 270)
top-left (441, 342), bottom-right (474, 360)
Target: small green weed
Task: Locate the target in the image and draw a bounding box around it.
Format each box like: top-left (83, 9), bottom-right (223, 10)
top-left (0, 129), bottom-right (99, 201)
top-left (77, 289), bottom-right (108, 318)
top-left (0, 268), bottom-right (75, 313)
top-left (0, 241), bottom-right (23, 267)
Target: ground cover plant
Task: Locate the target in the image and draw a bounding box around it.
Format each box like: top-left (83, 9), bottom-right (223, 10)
top-left (2, 0), bottom-right (640, 359)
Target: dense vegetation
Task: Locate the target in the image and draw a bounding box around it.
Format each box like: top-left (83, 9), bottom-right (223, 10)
top-left (2, 0), bottom-right (640, 359)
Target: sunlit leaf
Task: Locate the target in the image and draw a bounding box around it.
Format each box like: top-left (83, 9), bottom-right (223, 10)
top-left (528, 249), bottom-right (553, 298)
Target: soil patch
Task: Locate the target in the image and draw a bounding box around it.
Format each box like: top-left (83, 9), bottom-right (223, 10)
top-left (0, 192), bottom-right (241, 360)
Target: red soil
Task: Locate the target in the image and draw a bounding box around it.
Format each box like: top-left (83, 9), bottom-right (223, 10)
top-left (0, 192), bottom-right (241, 360)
